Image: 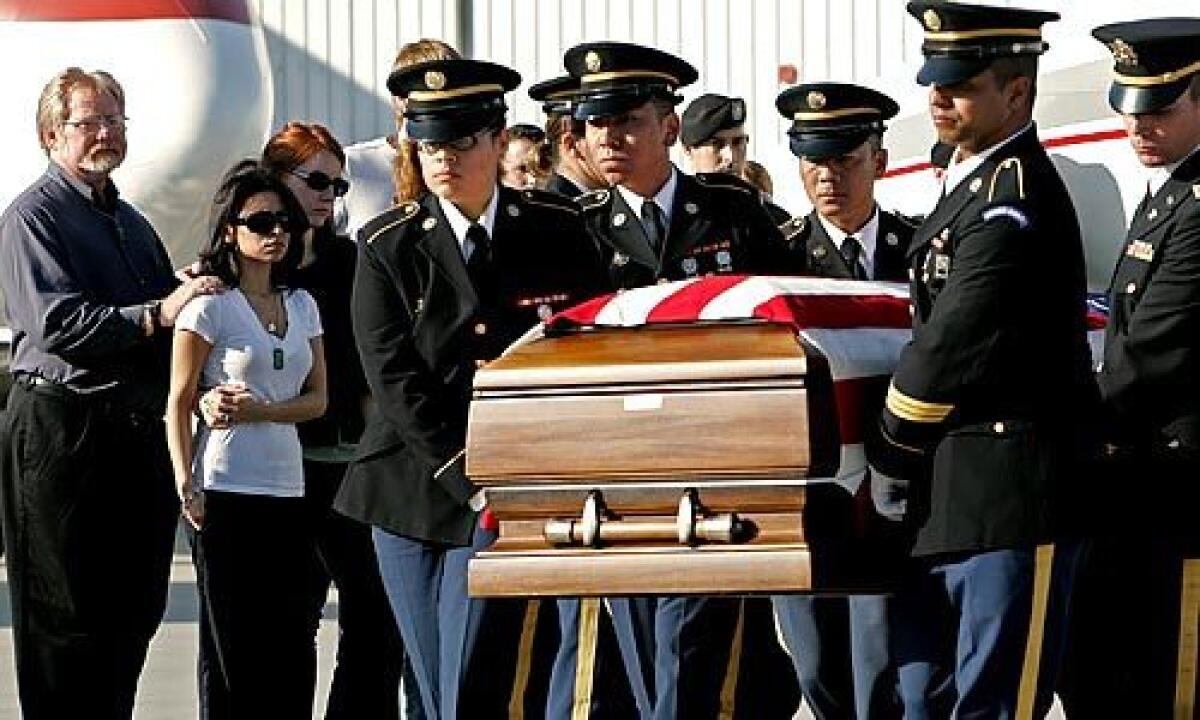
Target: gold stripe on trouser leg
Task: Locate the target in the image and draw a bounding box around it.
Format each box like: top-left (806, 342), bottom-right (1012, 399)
top-left (572, 598), bottom-right (602, 720)
top-left (508, 599), bottom-right (541, 720)
top-left (1174, 559), bottom-right (1200, 719)
top-left (717, 599), bottom-right (747, 720)
top-left (1015, 543), bottom-right (1054, 720)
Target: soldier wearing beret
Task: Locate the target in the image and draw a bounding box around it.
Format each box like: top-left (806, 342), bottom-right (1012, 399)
top-left (334, 58), bottom-right (608, 719)
top-left (560, 40), bottom-right (797, 719)
top-left (864, 2), bottom-right (1099, 715)
top-left (681, 93), bottom-right (791, 225)
top-left (1059, 18), bottom-right (1200, 718)
top-left (771, 81), bottom-right (912, 720)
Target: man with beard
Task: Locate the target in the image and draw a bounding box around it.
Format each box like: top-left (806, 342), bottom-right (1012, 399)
top-left (562, 41), bottom-right (797, 719)
top-left (0, 68), bottom-right (223, 718)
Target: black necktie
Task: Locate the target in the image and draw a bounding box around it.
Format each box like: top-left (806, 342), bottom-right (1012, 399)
top-left (841, 235), bottom-right (868, 280)
top-left (466, 223), bottom-right (491, 288)
top-left (641, 201), bottom-right (666, 254)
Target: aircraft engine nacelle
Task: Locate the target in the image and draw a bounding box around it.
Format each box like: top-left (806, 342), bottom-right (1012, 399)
top-left (0, 0), bottom-right (274, 264)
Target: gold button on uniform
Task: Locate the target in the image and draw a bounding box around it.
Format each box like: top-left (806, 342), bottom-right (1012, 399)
top-left (474, 322), bottom-right (487, 335)
top-left (1126, 281), bottom-right (1137, 294)
top-left (993, 422), bottom-right (1006, 434)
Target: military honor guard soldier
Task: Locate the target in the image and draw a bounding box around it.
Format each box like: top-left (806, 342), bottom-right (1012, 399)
top-left (1059, 19), bottom-right (1200, 718)
top-left (560, 40), bottom-right (799, 719)
top-left (528, 75), bottom-right (608, 200)
top-left (334, 57), bottom-right (608, 719)
top-left (865, 2), bottom-right (1100, 716)
top-left (680, 93), bottom-right (792, 225)
top-left (770, 81), bottom-right (912, 720)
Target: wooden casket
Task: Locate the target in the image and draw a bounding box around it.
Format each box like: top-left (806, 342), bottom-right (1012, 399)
top-left (465, 316), bottom-right (888, 598)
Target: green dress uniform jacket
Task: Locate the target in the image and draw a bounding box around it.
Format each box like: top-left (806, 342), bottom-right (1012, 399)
top-left (580, 171), bottom-right (796, 288)
top-left (336, 187), bottom-right (608, 546)
top-left (870, 124), bottom-right (1099, 557)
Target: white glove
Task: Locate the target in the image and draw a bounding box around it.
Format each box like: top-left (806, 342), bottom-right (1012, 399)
top-left (869, 466), bottom-right (909, 522)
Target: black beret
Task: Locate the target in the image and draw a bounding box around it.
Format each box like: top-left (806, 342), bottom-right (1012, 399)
top-left (680, 94), bottom-right (747, 147)
top-left (775, 82), bottom-right (898, 160)
top-left (907, 1), bottom-right (1059, 86)
top-left (388, 59), bottom-right (521, 142)
top-left (1093, 19), bottom-right (1200, 114)
top-left (564, 41), bottom-right (697, 120)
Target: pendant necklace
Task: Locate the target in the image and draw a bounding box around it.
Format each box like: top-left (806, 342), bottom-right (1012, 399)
top-left (249, 290), bottom-right (285, 370)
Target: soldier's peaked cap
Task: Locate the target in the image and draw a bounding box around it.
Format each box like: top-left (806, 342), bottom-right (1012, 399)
top-left (564, 41), bottom-right (698, 120)
top-left (388, 59), bottom-right (521, 142)
top-left (776, 83), bottom-right (898, 160)
top-left (528, 75), bottom-right (580, 117)
top-left (907, 1), bottom-right (1059, 87)
top-left (1092, 19), bottom-right (1200, 115)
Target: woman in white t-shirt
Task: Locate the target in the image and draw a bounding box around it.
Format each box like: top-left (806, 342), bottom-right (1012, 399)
top-left (165, 162), bottom-right (328, 717)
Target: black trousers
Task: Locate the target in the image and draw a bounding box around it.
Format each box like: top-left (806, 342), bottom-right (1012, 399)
top-left (0, 381), bottom-right (178, 719)
top-left (194, 490), bottom-right (320, 719)
top-left (303, 458), bottom-right (414, 719)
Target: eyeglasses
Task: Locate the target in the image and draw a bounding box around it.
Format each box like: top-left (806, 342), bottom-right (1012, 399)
top-left (63, 115), bottom-right (127, 134)
top-left (416, 130), bottom-right (490, 156)
top-left (232, 210), bottom-right (294, 236)
top-left (287, 169), bottom-right (350, 197)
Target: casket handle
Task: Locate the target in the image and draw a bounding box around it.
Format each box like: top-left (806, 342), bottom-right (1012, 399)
top-left (543, 489), bottom-right (740, 547)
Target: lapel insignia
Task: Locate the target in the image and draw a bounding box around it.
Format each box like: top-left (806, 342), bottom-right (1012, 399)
top-left (812, 245), bottom-right (827, 259)
top-left (885, 232), bottom-right (899, 247)
top-left (681, 257), bottom-right (699, 277)
top-left (1193, 185), bottom-right (1200, 199)
top-left (612, 251), bottom-right (629, 267)
top-left (415, 297), bottom-right (424, 314)
top-left (506, 204), bottom-right (520, 217)
top-left (969, 177), bottom-right (982, 193)
top-left (613, 212), bottom-right (627, 227)
top-left (684, 202), bottom-right (699, 215)
top-left (1148, 208), bottom-right (1159, 221)
top-left (1167, 194), bottom-right (1175, 206)
top-left (934, 254), bottom-right (951, 280)
top-left (422, 217), bottom-right (438, 231)
top-left (716, 249), bottom-right (733, 272)
top-left (1126, 240), bottom-right (1155, 262)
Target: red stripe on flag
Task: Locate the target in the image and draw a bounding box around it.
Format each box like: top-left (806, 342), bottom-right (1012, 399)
top-left (754, 293), bottom-right (912, 330)
top-left (0, 0), bottom-right (250, 23)
top-left (545, 292), bottom-right (617, 330)
top-left (833, 376), bottom-right (890, 445)
top-left (645, 275), bottom-right (749, 323)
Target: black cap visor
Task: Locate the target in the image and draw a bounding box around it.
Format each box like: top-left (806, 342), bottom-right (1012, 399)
top-left (405, 105), bottom-right (505, 142)
top-left (1109, 78), bottom-right (1192, 115)
top-left (572, 86), bottom-right (678, 121)
top-left (788, 129), bottom-right (874, 161)
top-left (916, 54), bottom-right (992, 86)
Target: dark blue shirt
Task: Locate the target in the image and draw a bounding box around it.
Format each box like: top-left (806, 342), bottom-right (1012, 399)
top-left (0, 163), bottom-right (177, 405)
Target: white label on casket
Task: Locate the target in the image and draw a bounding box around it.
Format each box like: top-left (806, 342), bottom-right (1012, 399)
top-left (623, 394), bottom-right (664, 411)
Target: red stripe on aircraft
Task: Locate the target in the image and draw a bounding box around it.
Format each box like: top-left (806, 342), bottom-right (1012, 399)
top-left (883, 126), bottom-right (1128, 179)
top-left (0, 0), bottom-right (249, 23)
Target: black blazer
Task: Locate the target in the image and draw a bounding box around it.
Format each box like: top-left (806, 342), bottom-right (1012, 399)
top-left (1101, 151), bottom-right (1200, 456)
top-left (336, 187), bottom-right (608, 545)
top-left (544, 172), bottom-right (585, 199)
top-left (868, 125), bottom-right (1099, 556)
top-left (780, 208), bottom-right (915, 282)
top-left (579, 170), bottom-right (798, 288)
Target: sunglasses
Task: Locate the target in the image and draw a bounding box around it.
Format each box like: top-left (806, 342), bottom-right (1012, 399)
top-left (232, 210), bottom-right (294, 236)
top-left (288, 169), bottom-right (350, 197)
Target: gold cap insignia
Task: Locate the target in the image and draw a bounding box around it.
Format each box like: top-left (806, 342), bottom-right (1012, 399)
top-left (585, 51), bottom-right (603, 73)
top-left (807, 91), bottom-right (827, 110)
top-left (923, 9), bottom-right (942, 32)
top-left (425, 71), bottom-right (447, 91)
top-left (1109, 38), bottom-right (1138, 68)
